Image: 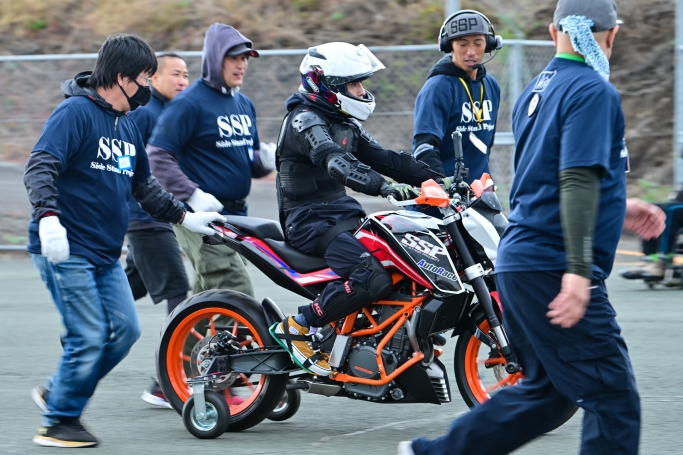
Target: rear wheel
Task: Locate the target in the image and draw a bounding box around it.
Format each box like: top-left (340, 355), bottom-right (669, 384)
top-left (454, 311), bottom-right (577, 431)
top-left (157, 291), bottom-right (288, 432)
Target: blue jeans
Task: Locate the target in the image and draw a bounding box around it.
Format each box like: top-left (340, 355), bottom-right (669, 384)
top-left (31, 254), bottom-right (141, 426)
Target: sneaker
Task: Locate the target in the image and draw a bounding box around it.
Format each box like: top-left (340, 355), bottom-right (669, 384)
top-left (398, 441), bottom-right (416, 455)
top-left (270, 316), bottom-right (331, 376)
top-left (141, 379), bottom-right (173, 409)
top-left (33, 419), bottom-right (99, 448)
top-left (621, 258), bottom-right (665, 281)
top-left (31, 386), bottom-right (49, 413)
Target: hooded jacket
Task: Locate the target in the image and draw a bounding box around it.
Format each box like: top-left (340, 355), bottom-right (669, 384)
top-left (24, 72), bottom-right (185, 266)
top-left (202, 23), bottom-right (255, 94)
top-left (412, 55), bottom-right (500, 183)
top-left (147, 24), bottom-right (267, 214)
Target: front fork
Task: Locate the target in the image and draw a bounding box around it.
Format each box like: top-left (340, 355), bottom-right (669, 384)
top-left (444, 214), bottom-right (521, 375)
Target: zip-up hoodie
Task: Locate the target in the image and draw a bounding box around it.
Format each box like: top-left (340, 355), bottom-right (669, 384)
top-left (62, 71), bottom-right (126, 125)
top-left (426, 55), bottom-right (488, 81)
top-left (202, 23), bottom-right (255, 94)
top-left (412, 55), bottom-right (500, 182)
top-left (25, 71), bottom-right (184, 266)
top-left (148, 24), bottom-right (266, 210)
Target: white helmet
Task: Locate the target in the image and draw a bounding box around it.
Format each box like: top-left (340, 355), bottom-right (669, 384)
top-left (299, 42), bottom-right (385, 121)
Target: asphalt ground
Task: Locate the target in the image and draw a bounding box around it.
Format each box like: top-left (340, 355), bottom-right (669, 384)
top-left (0, 169), bottom-right (682, 454)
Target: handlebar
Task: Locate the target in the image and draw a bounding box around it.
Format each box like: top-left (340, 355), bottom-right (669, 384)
top-left (387, 195), bottom-right (418, 206)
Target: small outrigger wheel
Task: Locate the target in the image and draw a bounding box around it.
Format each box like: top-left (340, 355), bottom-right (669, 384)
top-left (182, 390), bottom-right (231, 439)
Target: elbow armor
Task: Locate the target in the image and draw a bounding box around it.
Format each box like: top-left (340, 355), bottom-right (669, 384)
top-left (327, 152), bottom-right (384, 196)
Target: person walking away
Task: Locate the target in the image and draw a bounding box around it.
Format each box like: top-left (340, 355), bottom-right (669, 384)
top-left (25, 34), bottom-right (225, 447)
top-left (399, 1), bottom-right (666, 454)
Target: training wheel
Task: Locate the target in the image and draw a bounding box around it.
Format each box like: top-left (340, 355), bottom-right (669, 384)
top-left (182, 390), bottom-right (230, 439)
top-left (267, 380), bottom-right (301, 422)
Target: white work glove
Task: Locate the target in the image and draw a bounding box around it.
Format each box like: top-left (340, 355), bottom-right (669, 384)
top-left (180, 211), bottom-right (227, 236)
top-left (258, 142), bottom-right (277, 171)
top-left (186, 188), bottom-right (224, 213)
top-left (38, 216), bottom-right (69, 263)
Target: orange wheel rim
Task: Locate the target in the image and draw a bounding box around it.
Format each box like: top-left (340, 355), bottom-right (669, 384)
top-left (166, 307), bottom-right (265, 415)
top-left (464, 319), bottom-right (524, 404)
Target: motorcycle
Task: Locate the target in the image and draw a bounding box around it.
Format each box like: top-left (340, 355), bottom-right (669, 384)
top-left (156, 132), bottom-right (575, 438)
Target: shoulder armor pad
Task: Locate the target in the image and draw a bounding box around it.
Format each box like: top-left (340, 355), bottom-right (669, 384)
top-left (348, 118), bottom-right (381, 149)
top-left (292, 110), bottom-right (327, 133)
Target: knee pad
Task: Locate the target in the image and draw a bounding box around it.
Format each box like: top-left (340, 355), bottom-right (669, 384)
top-left (300, 254), bottom-right (392, 327)
top-left (350, 254), bottom-right (393, 299)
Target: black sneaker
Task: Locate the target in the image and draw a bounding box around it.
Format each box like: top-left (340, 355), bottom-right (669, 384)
top-left (141, 379), bottom-right (172, 409)
top-left (33, 419), bottom-right (99, 447)
top-left (31, 386), bottom-right (49, 412)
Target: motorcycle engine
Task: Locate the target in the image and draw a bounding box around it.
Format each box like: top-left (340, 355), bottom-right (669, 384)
top-left (344, 341), bottom-right (399, 400)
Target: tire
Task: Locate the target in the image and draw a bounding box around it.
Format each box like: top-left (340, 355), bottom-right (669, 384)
top-left (157, 290), bottom-right (288, 432)
top-left (267, 380), bottom-right (301, 422)
top-left (182, 390), bottom-right (230, 439)
top-left (454, 309), bottom-right (577, 431)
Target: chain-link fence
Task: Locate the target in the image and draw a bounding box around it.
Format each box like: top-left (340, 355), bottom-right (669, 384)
top-left (0, 41), bottom-right (555, 192)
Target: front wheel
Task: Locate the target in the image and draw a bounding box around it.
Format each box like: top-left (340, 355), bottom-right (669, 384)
top-left (182, 390), bottom-right (230, 439)
top-left (454, 310), bottom-right (577, 431)
top-left (157, 290), bottom-right (288, 432)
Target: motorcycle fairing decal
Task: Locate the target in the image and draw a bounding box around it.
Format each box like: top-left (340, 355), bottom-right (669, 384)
top-left (400, 232), bottom-right (448, 260)
top-left (356, 230), bottom-right (434, 289)
top-left (416, 259), bottom-right (459, 283)
top-left (214, 224), bottom-right (340, 285)
top-left (247, 239), bottom-right (340, 285)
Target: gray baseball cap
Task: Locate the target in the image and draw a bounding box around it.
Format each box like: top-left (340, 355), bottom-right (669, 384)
top-left (554, 0), bottom-right (623, 32)
top-left (442, 12), bottom-right (490, 41)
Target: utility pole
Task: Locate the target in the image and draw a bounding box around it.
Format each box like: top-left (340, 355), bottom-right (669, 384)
top-left (675, 0), bottom-right (683, 185)
top-left (445, 0), bottom-right (461, 19)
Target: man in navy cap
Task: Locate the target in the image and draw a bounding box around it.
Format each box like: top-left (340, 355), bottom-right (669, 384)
top-left (148, 23), bottom-right (275, 297)
top-left (399, 1), bottom-right (665, 454)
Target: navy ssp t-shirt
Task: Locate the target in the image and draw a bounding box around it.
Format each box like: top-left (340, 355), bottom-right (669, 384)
top-left (149, 79), bottom-right (260, 202)
top-left (128, 94), bottom-right (164, 224)
top-left (413, 73), bottom-right (500, 182)
top-left (27, 96), bottom-right (150, 267)
top-left (496, 57), bottom-right (628, 280)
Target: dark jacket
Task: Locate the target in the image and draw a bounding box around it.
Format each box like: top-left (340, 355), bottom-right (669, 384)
top-left (277, 93), bottom-right (441, 255)
top-left (147, 24), bottom-right (269, 214)
top-left (24, 72), bottom-right (185, 265)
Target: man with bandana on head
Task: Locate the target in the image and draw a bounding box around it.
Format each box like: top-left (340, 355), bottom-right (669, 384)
top-left (398, 1), bottom-right (666, 454)
top-left (24, 35), bottom-right (226, 447)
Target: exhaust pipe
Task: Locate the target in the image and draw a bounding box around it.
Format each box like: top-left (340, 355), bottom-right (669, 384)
top-left (293, 380), bottom-right (341, 397)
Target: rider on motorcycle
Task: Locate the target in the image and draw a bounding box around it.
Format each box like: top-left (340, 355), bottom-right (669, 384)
top-left (272, 42), bottom-right (445, 375)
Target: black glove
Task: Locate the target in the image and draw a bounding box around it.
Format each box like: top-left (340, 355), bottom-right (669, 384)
top-left (380, 181), bottom-right (420, 201)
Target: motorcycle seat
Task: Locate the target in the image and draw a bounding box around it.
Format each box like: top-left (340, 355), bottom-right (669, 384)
top-left (263, 239), bottom-right (329, 274)
top-left (223, 216), bottom-right (285, 241)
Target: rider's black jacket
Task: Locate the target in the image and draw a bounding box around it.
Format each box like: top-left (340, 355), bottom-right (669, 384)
top-left (276, 93), bottom-right (442, 255)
